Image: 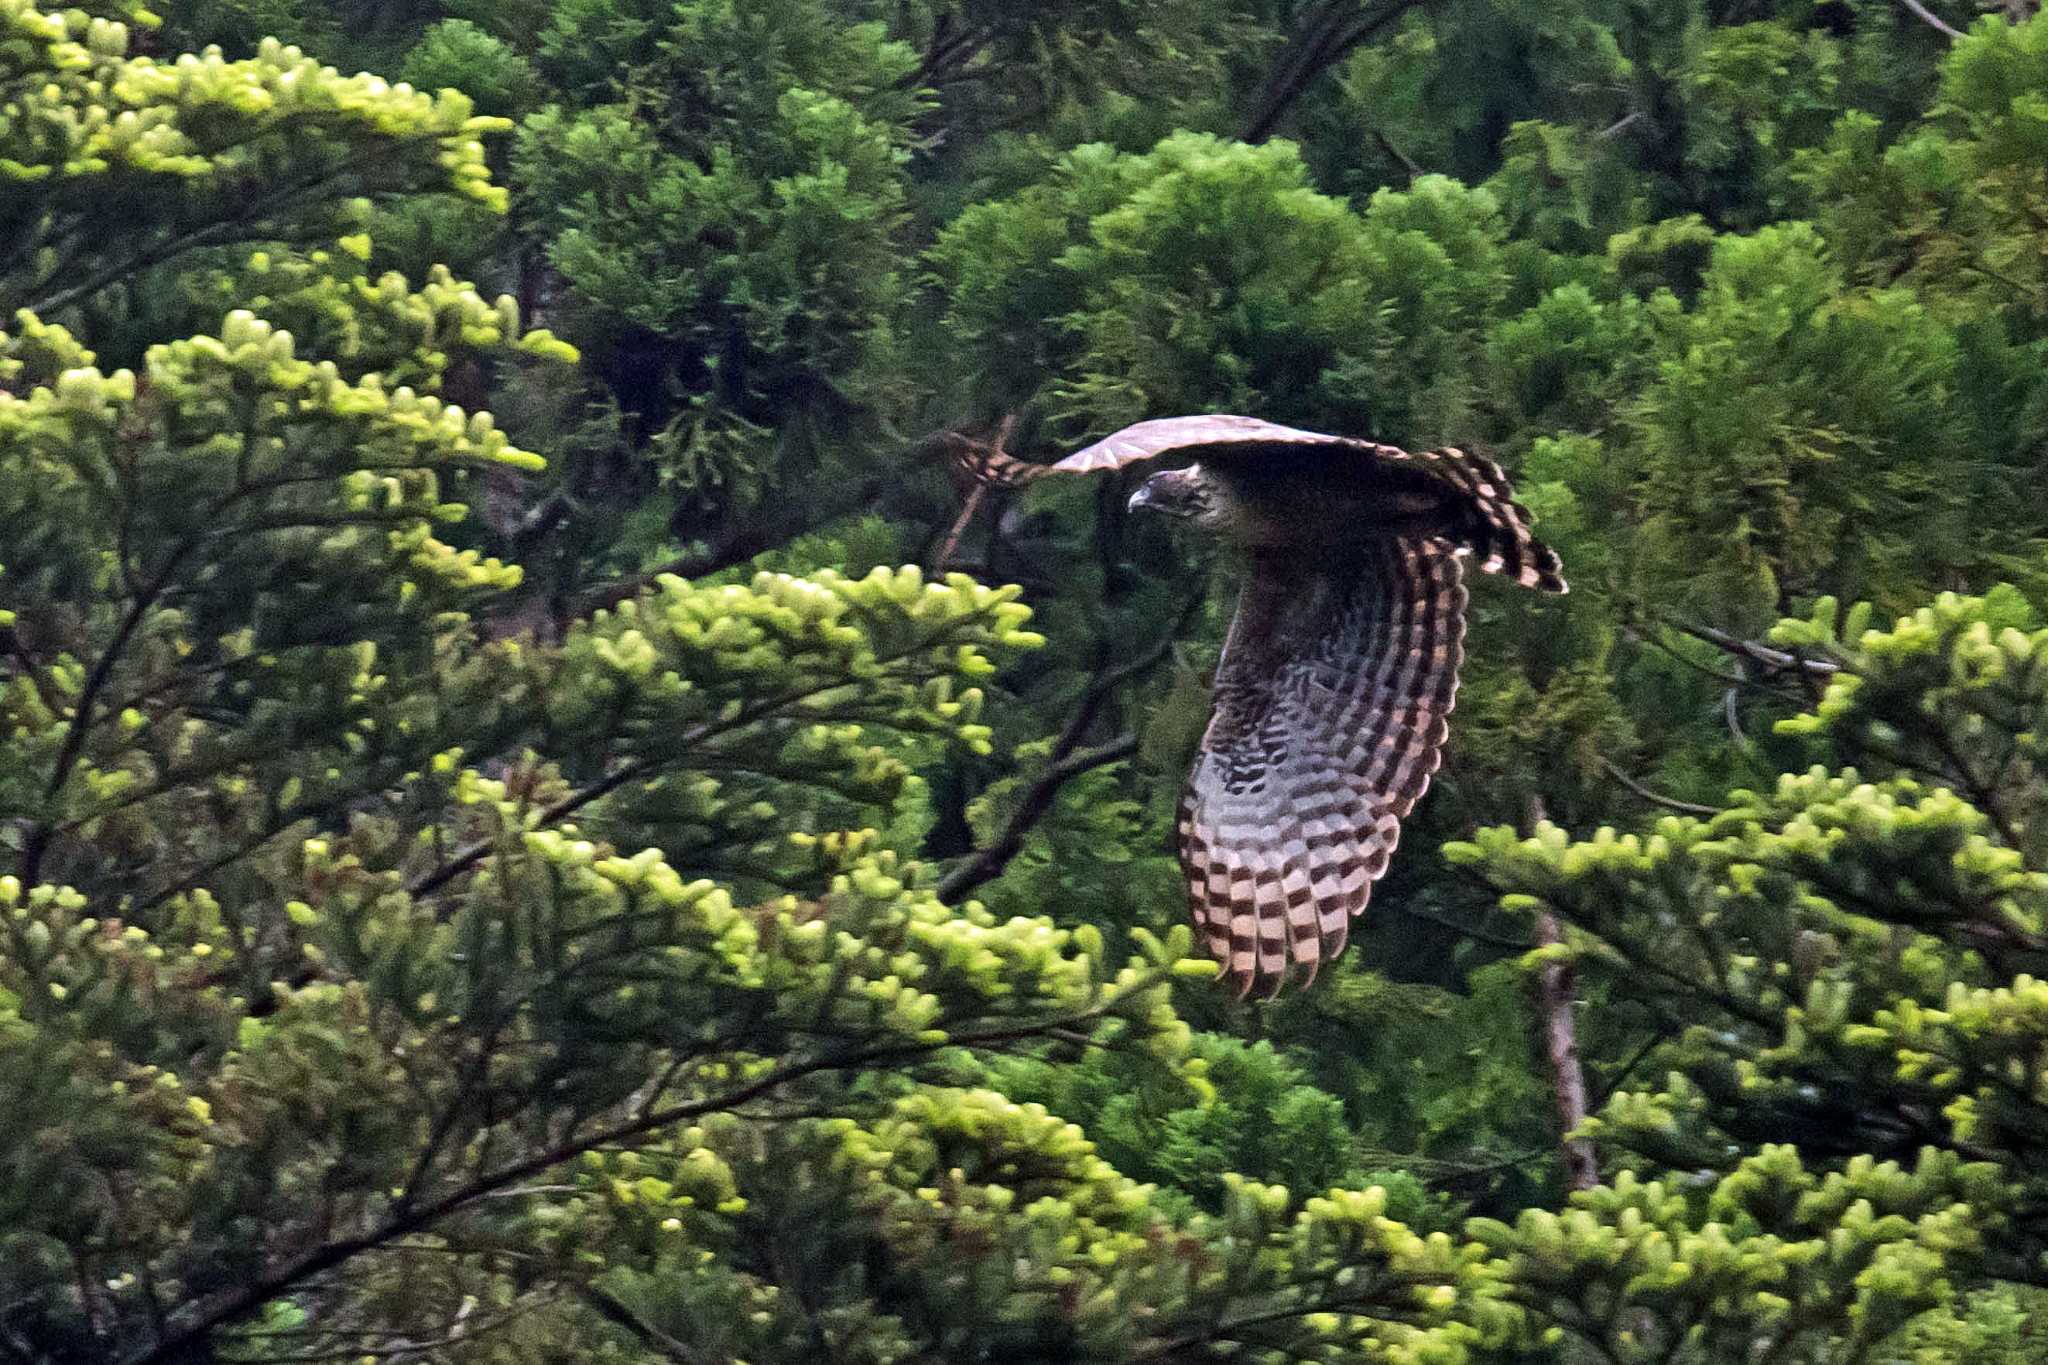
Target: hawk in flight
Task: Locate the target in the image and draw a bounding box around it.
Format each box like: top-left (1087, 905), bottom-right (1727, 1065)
top-left (947, 415), bottom-right (1567, 997)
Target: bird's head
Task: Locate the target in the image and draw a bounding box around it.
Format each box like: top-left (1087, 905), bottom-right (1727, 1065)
top-left (1128, 464), bottom-right (1228, 529)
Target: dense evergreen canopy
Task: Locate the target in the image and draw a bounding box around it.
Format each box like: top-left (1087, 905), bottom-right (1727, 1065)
top-left (6, 0), bottom-right (2048, 1360)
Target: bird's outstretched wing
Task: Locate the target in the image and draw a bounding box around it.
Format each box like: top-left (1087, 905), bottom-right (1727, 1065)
top-left (1181, 538), bottom-right (1467, 997)
top-left (1047, 415), bottom-right (1366, 474)
top-left (952, 415), bottom-right (1567, 594)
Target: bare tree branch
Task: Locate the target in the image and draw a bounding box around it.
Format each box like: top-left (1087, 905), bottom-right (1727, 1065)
top-left (935, 592), bottom-right (1199, 900)
top-left (1670, 621), bottom-right (1840, 679)
top-left (1596, 111), bottom-right (1644, 140)
top-left (118, 994), bottom-right (1148, 1365)
top-left (404, 758), bottom-right (652, 899)
top-left (1724, 680), bottom-right (1753, 753)
top-left (573, 1284), bottom-right (721, 1365)
top-left (1597, 756), bottom-right (1720, 817)
top-left (1126, 1273), bottom-right (1451, 1362)
top-left (931, 414), bottom-right (1018, 570)
top-left (1241, 0), bottom-right (1438, 144)
top-left (579, 475), bottom-right (890, 615)
top-left (410, 615), bottom-right (1028, 902)
top-left (933, 481), bottom-right (988, 570)
top-left (935, 733), bottom-right (1139, 900)
top-left (1896, 0), bottom-right (1965, 40)
top-left (1370, 126), bottom-right (1422, 180)
top-left (895, 14), bottom-right (1000, 90)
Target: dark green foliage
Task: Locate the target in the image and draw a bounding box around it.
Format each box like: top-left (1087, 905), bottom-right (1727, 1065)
top-left (932, 134), bottom-right (1512, 442)
top-left (993, 1031), bottom-right (1416, 1219)
top-left (401, 20), bottom-right (546, 120)
top-left (508, 0), bottom-right (925, 528)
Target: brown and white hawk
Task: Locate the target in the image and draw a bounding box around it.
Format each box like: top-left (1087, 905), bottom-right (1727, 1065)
top-left (947, 415), bottom-right (1567, 997)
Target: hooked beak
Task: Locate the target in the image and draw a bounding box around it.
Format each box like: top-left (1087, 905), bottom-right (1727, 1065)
top-left (1126, 481), bottom-right (1160, 514)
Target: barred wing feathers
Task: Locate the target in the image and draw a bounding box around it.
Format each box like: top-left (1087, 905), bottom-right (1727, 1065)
top-left (936, 431), bottom-right (1047, 491)
top-left (1406, 444), bottom-right (1567, 594)
top-left (1182, 538), bottom-right (1469, 997)
top-left (965, 415), bottom-right (1566, 594)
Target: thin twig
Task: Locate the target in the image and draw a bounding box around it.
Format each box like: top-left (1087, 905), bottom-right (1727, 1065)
top-left (1241, 0), bottom-right (1437, 143)
top-left (19, 540), bottom-right (200, 885)
top-left (1370, 127), bottom-right (1422, 179)
top-left (404, 759), bottom-right (651, 899)
top-left (1395, 897), bottom-right (1534, 952)
top-left (936, 592), bottom-right (1196, 900)
top-left (1625, 625), bottom-right (1769, 690)
top-left (1590, 1030), bottom-right (1671, 1110)
top-left (21, 145), bottom-right (432, 317)
top-left (410, 615), bottom-right (1000, 900)
top-left (1671, 621), bottom-right (1839, 679)
top-left (573, 1283), bottom-right (721, 1365)
top-left (1596, 111), bottom-right (1644, 140)
top-left (1128, 1277), bottom-right (1447, 1362)
top-left (579, 476), bottom-right (888, 615)
top-left (1724, 682), bottom-right (1752, 753)
top-left (1597, 757), bottom-right (1719, 817)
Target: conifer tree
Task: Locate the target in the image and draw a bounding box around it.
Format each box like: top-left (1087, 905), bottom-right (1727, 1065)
top-left (12, 1), bottom-right (2048, 1360)
top-left (0, 9), bottom-right (1511, 1360)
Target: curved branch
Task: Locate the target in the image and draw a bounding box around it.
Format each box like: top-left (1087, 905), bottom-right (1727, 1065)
top-left (1597, 757), bottom-right (1720, 817)
top-left (404, 758), bottom-right (651, 899)
top-left (578, 475), bottom-right (889, 616)
top-left (1896, 0), bottom-right (1965, 40)
top-left (573, 1284), bottom-right (715, 1365)
top-left (936, 591), bottom-right (1198, 900)
top-left (408, 615), bottom-right (1017, 900)
top-left (1240, 0), bottom-right (1438, 144)
top-left (935, 733), bottom-right (1139, 900)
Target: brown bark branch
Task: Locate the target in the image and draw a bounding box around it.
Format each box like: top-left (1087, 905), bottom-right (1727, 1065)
top-left (1240, 0), bottom-right (1437, 144)
top-left (930, 413), bottom-right (1018, 570)
top-left (1597, 756), bottom-right (1720, 817)
top-left (1669, 620), bottom-right (1840, 678)
top-left (932, 482), bottom-right (988, 570)
top-left (1527, 797), bottom-right (1598, 1193)
top-left (1534, 910), bottom-right (1598, 1192)
top-left (935, 733), bottom-right (1139, 901)
top-left (935, 591), bottom-right (1195, 900)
